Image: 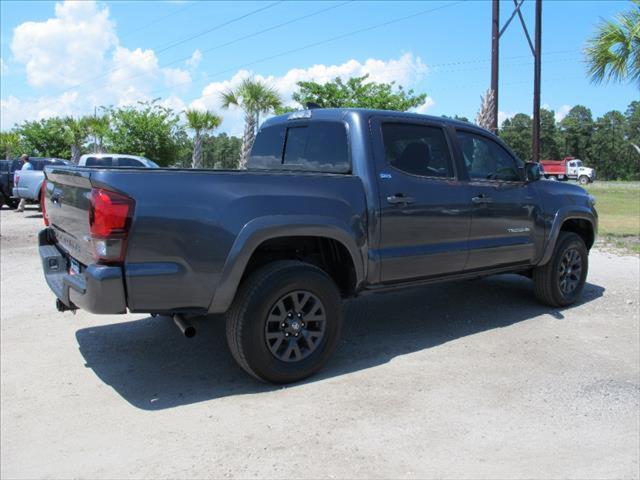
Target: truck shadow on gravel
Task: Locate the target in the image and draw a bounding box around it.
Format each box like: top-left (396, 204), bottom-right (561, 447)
top-left (75, 274), bottom-right (604, 410)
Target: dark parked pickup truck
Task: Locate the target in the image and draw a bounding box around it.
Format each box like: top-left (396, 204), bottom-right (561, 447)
top-left (39, 108), bottom-right (597, 383)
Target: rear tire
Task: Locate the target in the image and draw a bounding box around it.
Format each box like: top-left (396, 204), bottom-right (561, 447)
top-left (533, 232), bottom-right (588, 307)
top-left (226, 260), bottom-right (343, 384)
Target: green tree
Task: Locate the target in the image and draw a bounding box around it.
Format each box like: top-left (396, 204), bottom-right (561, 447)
top-left (626, 100), bottom-right (640, 157)
top-left (540, 108), bottom-right (561, 160)
top-left (202, 133), bottom-right (242, 169)
top-left (499, 113), bottom-right (532, 161)
top-left (0, 132), bottom-right (22, 160)
top-left (62, 116), bottom-right (90, 163)
top-left (105, 100), bottom-right (186, 166)
top-left (86, 114), bottom-right (111, 153)
top-left (286, 74), bottom-right (428, 113)
top-left (585, 0), bottom-right (640, 86)
top-left (559, 105), bottom-right (594, 160)
top-left (185, 109), bottom-right (222, 169)
top-left (220, 78), bottom-right (282, 169)
top-left (16, 117), bottom-right (69, 158)
top-left (590, 110), bottom-right (629, 179)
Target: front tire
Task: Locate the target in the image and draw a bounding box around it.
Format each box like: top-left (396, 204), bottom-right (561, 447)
top-left (226, 260), bottom-right (343, 383)
top-left (578, 175), bottom-right (590, 185)
top-left (533, 232), bottom-right (588, 307)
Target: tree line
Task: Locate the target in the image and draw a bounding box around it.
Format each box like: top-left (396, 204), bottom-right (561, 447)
top-left (500, 102), bottom-right (639, 180)
top-left (1, 77), bottom-right (638, 180)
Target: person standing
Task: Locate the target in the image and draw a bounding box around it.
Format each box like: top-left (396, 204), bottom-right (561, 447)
top-left (14, 154), bottom-right (33, 213)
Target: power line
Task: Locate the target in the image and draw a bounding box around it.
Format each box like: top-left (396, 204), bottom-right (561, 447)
top-left (153, 1), bottom-right (282, 54)
top-left (119, 2), bottom-right (197, 40)
top-left (22, 2), bottom-right (283, 105)
top-left (27, 1), bottom-right (352, 112)
top-left (145, 0), bottom-right (467, 103)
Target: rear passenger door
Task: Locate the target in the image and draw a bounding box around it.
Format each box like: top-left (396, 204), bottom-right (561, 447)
top-left (371, 118), bottom-right (472, 283)
top-left (456, 129), bottom-right (542, 270)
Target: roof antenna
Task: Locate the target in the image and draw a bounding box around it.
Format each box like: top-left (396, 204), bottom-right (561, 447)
top-left (305, 102), bottom-right (321, 110)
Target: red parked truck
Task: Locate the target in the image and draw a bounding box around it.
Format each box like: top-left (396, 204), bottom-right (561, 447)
top-left (540, 157), bottom-right (595, 184)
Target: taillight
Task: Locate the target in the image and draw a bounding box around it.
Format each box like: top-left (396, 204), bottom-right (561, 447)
top-left (41, 180), bottom-right (49, 226)
top-left (89, 188), bottom-right (134, 263)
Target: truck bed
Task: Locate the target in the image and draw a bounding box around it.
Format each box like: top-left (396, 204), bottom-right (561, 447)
top-left (43, 166), bottom-right (368, 314)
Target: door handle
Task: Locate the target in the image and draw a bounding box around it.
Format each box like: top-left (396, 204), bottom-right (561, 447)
top-left (471, 194), bottom-right (493, 204)
top-left (387, 194), bottom-right (415, 205)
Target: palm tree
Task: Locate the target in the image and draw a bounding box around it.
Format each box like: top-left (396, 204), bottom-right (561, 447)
top-left (475, 88), bottom-right (496, 131)
top-left (220, 78), bottom-right (282, 169)
top-left (185, 109), bottom-right (222, 169)
top-left (62, 116), bottom-right (90, 163)
top-left (585, 1), bottom-right (640, 86)
top-left (86, 114), bottom-right (110, 153)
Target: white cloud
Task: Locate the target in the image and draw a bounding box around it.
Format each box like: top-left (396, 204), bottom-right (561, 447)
top-left (0, 58), bottom-right (7, 75)
top-left (186, 49), bottom-right (202, 69)
top-left (105, 46), bottom-right (160, 106)
top-left (554, 105), bottom-right (571, 122)
top-left (1, 91), bottom-right (80, 128)
top-left (163, 67), bottom-right (191, 90)
top-left (411, 97), bottom-right (435, 115)
top-left (11, 0), bottom-right (116, 88)
top-left (498, 110), bottom-right (515, 127)
top-left (191, 54), bottom-right (428, 134)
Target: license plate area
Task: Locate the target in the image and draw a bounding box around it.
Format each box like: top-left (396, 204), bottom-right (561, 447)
top-left (69, 257), bottom-right (81, 276)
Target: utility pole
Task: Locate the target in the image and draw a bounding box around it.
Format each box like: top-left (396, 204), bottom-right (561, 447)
top-left (489, 0), bottom-right (542, 161)
top-left (490, 0), bottom-right (499, 134)
top-left (532, 0), bottom-right (542, 162)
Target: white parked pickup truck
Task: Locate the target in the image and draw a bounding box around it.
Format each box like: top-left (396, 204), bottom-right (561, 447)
top-left (78, 153), bottom-right (160, 168)
top-left (13, 158), bottom-right (70, 203)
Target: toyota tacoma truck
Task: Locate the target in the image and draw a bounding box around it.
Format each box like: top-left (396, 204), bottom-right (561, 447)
top-left (38, 108), bottom-right (598, 383)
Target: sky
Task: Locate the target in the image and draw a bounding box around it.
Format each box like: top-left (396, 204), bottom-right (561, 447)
top-left (0, 0), bottom-right (637, 136)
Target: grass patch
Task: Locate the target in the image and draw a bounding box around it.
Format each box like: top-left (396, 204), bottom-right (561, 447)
top-left (584, 181), bottom-right (639, 254)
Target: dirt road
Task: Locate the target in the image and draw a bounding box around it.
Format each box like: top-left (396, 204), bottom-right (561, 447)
top-left (1, 206), bottom-right (639, 479)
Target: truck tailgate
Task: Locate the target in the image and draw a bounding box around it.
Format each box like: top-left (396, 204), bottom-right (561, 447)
top-left (44, 167), bottom-right (95, 267)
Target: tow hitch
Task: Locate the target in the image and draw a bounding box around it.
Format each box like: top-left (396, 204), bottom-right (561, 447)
top-left (56, 299), bottom-right (77, 313)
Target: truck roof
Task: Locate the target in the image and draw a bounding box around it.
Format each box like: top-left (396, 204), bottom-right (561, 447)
top-left (263, 108), bottom-right (487, 133)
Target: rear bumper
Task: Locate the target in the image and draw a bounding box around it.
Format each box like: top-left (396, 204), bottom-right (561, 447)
top-left (38, 229), bottom-right (127, 314)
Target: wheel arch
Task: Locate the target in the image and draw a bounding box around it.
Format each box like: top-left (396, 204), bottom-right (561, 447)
top-left (539, 207), bottom-right (596, 266)
top-left (209, 215), bottom-right (365, 313)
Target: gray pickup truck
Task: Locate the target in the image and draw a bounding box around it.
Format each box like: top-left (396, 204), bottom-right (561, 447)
top-left (39, 108), bottom-right (597, 383)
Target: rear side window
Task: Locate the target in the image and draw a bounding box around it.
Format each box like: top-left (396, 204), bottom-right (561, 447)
top-left (382, 123), bottom-right (454, 178)
top-left (118, 158), bottom-right (143, 167)
top-left (85, 157), bottom-right (114, 167)
top-left (249, 122), bottom-right (349, 173)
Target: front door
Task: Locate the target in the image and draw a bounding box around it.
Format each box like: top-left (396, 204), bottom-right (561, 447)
top-left (372, 119), bottom-right (472, 283)
top-left (456, 129), bottom-right (543, 271)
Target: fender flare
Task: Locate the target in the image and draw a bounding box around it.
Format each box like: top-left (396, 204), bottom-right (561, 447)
top-left (538, 206), bottom-right (597, 266)
top-left (208, 215), bottom-right (365, 313)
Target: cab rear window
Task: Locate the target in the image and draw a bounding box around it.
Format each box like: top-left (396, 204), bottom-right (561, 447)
top-left (249, 122), bottom-right (349, 173)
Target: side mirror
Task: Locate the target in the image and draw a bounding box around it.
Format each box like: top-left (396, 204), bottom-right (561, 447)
top-left (524, 162), bottom-right (542, 182)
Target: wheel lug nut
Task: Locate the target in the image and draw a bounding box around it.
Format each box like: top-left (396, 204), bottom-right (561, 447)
top-left (297, 313), bottom-right (302, 318)
top-left (285, 333), bottom-right (289, 337)
top-left (288, 313), bottom-right (293, 318)
top-left (281, 323), bottom-right (286, 328)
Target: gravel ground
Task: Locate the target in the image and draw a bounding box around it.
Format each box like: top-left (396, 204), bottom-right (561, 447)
top-left (1, 206), bottom-right (639, 479)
